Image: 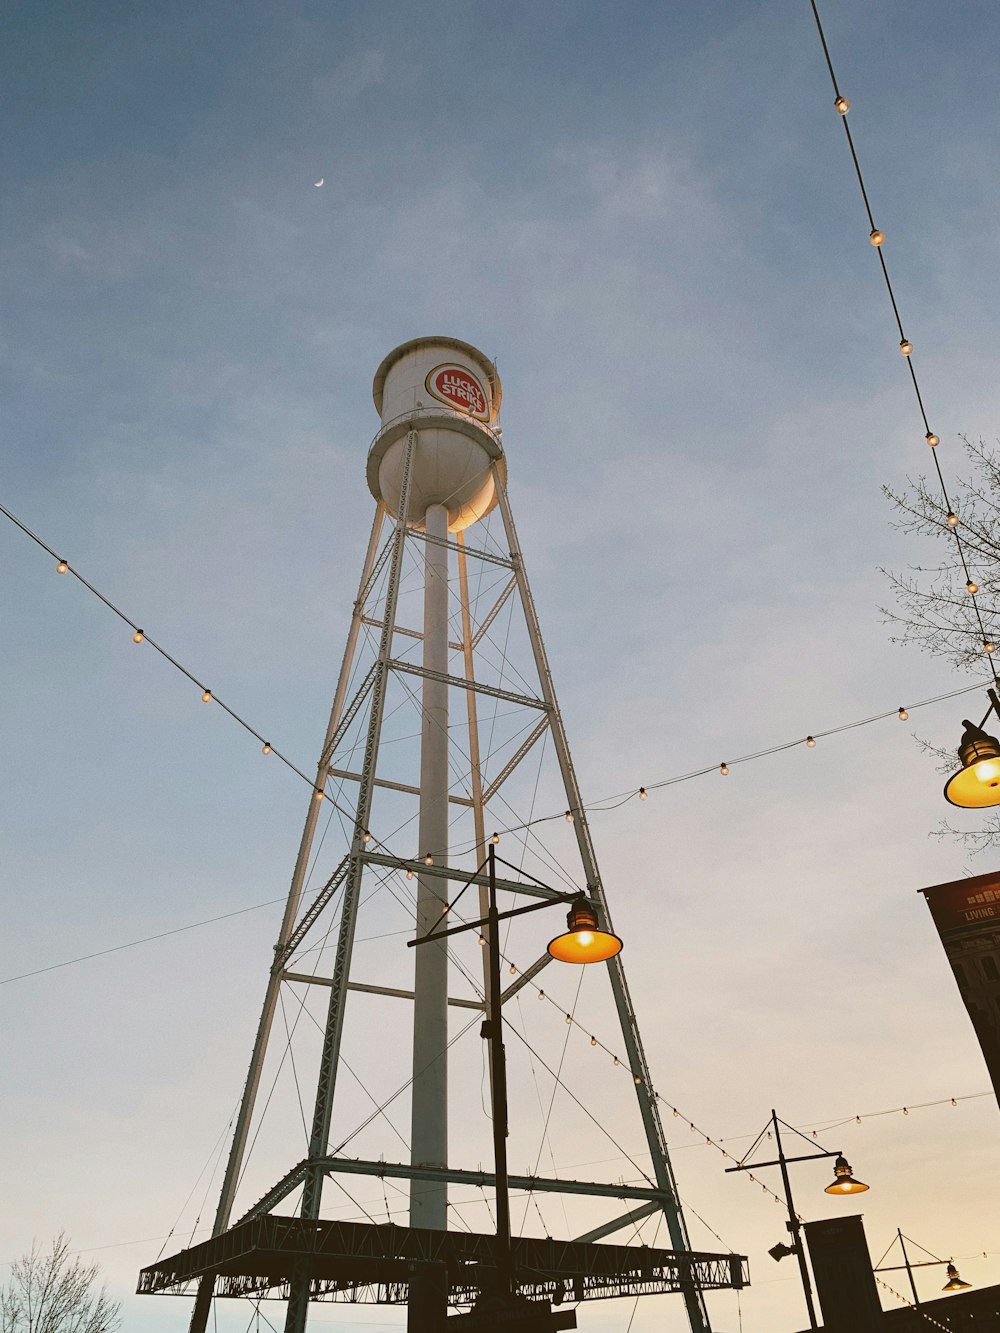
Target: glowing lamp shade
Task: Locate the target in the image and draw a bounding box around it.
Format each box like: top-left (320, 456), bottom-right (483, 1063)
top-left (548, 900), bottom-right (622, 965)
top-left (942, 1263), bottom-right (971, 1292)
top-left (823, 1155), bottom-right (868, 1195)
top-left (944, 721), bottom-right (1000, 808)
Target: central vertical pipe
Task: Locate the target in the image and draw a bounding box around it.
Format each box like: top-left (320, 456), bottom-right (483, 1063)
top-left (410, 501), bottom-right (450, 1235)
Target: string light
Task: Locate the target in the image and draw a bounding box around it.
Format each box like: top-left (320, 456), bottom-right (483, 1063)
top-left (564, 810), bottom-right (574, 823)
top-left (806, 735), bottom-right (816, 748)
top-left (491, 832), bottom-right (500, 844)
top-left (946, 511), bottom-right (959, 528)
top-left (807, 0), bottom-right (1000, 714)
top-left (898, 706), bottom-right (908, 721)
top-left (406, 869), bottom-right (414, 880)
top-left (537, 990), bottom-right (545, 1000)
top-left (424, 853), bottom-right (433, 865)
top-left (967, 580), bottom-right (979, 595)
top-left (132, 629), bottom-right (144, 644)
top-left (834, 94), bottom-right (850, 114)
top-left (362, 830), bottom-right (372, 844)
top-left (869, 228), bottom-right (885, 246)
top-left (313, 789), bottom-right (324, 801)
top-left (55, 559), bottom-right (68, 573)
top-left (201, 690), bottom-right (212, 703)
top-left (565, 1012), bottom-right (572, 1024)
top-left (591, 1035), bottom-right (597, 1046)
top-left (509, 963), bottom-right (517, 975)
top-left (9, 497), bottom-right (1000, 868)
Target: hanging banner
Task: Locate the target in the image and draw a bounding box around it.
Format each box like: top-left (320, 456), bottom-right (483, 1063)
top-left (920, 869), bottom-right (1000, 1108)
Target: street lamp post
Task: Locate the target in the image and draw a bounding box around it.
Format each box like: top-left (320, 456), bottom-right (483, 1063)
top-left (408, 843), bottom-right (622, 1325)
top-left (725, 1110), bottom-right (869, 1331)
top-left (874, 1230), bottom-right (973, 1305)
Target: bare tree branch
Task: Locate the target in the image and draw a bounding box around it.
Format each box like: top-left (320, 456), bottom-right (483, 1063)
top-left (1, 1234), bottom-right (120, 1333)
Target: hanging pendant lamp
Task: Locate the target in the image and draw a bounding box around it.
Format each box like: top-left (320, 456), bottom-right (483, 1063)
top-left (823, 1155), bottom-right (869, 1195)
top-left (547, 899), bottom-right (622, 964)
top-left (943, 720), bottom-right (1000, 808)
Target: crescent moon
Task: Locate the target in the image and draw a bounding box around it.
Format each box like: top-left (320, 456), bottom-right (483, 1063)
top-left (314, 178), bottom-right (324, 187)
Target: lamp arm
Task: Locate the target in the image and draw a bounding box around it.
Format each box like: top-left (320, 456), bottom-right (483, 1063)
top-left (724, 1149), bottom-right (841, 1173)
top-left (408, 890), bottom-right (583, 947)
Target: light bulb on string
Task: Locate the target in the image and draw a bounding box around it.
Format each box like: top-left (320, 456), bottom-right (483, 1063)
top-left (538, 990), bottom-right (545, 1000)
top-left (564, 810), bottom-right (574, 823)
top-left (926, 432), bottom-right (940, 446)
top-left (613, 1056), bottom-right (619, 1066)
top-left (720, 762), bottom-right (730, 776)
top-left (132, 629), bottom-right (144, 644)
top-left (424, 852), bottom-right (433, 865)
top-left (509, 963), bottom-right (516, 975)
top-left (869, 228), bottom-right (885, 246)
top-left (834, 95), bottom-right (850, 114)
top-left (947, 511), bottom-right (959, 528)
top-left (491, 832), bottom-right (500, 844)
top-left (565, 1013), bottom-right (572, 1024)
top-left (984, 641), bottom-right (996, 654)
top-left (362, 830), bottom-right (371, 844)
top-left (590, 1036), bottom-right (597, 1046)
top-left (898, 707), bottom-right (908, 721)
top-left (262, 742), bottom-right (271, 755)
top-left (900, 338), bottom-right (913, 356)
top-left (314, 789), bottom-right (324, 801)
top-left (202, 690), bottom-right (212, 703)
top-left (806, 736), bottom-right (816, 748)
top-left (968, 580), bottom-right (979, 595)
top-left (56, 559), bottom-right (68, 573)
top-left (406, 869), bottom-right (414, 880)
top-left (638, 787), bottom-right (648, 800)
top-left (634, 1075), bottom-right (642, 1085)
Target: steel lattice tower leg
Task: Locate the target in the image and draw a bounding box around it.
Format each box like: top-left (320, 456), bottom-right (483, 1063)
top-left (168, 339), bottom-right (718, 1333)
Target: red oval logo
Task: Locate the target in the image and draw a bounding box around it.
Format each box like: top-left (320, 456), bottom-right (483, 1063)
top-left (425, 364), bottom-right (489, 421)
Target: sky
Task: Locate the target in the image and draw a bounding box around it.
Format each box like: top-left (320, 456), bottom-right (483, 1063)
top-left (4, 1), bottom-right (1000, 1330)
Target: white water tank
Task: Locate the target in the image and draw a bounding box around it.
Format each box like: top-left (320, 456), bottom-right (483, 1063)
top-left (367, 337), bottom-right (505, 531)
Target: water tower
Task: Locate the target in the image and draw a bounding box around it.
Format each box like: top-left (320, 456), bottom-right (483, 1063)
top-left (138, 339), bottom-right (743, 1332)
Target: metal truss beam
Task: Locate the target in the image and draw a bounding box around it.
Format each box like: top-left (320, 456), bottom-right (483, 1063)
top-left (405, 526), bottom-right (513, 570)
top-left (482, 717), bottom-right (550, 803)
top-left (359, 850), bottom-right (567, 902)
top-left (499, 952), bottom-right (551, 1004)
top-left (393, 661), bottom-right (540, 710)
top-left (319, 662), bottom-right (378, 770)
top-left (327, 766), bottom-right (474, 807)
top-left (315, 1156), bottom-right (669, 1203)
top-left (272, 857), bottom-right (350, 971)
top-left (573, 1202), bottom-right (660, 1245)
top-left (388, 659), bottom-right (548, 710)
top-left (471, 575), bottom-right (517, 651)
top-left (281, 974), bottom-right (484, 1011)
top-left (362, 615), bottom-right (465, 652)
